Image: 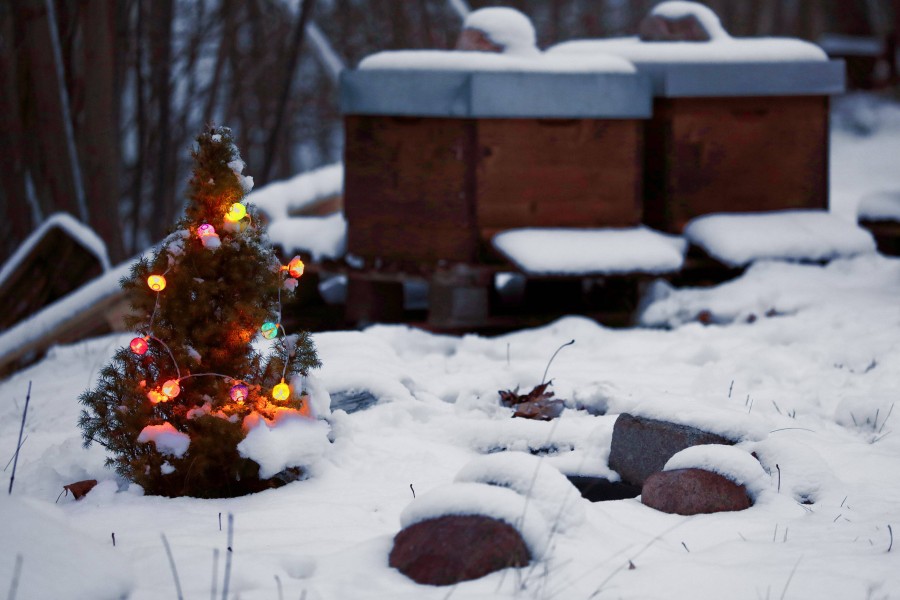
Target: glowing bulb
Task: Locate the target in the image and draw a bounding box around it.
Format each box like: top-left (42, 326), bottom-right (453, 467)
top-left (197, 223), bottom-right (216, 238)
top-left (224, 202), bottom-right (247, 222)
top-left (288, 257), bottom-right (305, 279)
top-left (272, 380), bottom-right (290, 401)
top-left (161, 379), bottom-right (181, 399)
top-left (130, 337), bottom-right (149, 355)
top-left (230, 382), bottom-right (249, 404)
top-left (147, 274), bottom-right (167, 292)
top-left (261, 322), bottom-right (279, 339)
top-left (147, 390), bottom-right (167, 404)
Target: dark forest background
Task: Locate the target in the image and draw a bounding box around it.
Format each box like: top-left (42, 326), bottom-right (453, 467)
top-left (1, 0), bottom-right (898, 266)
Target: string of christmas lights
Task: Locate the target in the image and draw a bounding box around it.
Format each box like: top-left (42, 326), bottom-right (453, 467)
top-left (133, 200), bottom-right (306, 407)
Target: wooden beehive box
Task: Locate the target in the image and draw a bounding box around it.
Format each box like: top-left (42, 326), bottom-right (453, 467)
top-left (341, 65), bottom-right (651, 264)
top-left (639, 61), bottom-right (845, 233)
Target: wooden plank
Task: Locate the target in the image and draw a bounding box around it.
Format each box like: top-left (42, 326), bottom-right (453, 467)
top-left (476, 118), bottom-right (642, 234)
top-left (644, 95), bottom-right (829, 233)
top-left (344, 115), bottom-right (477, 263)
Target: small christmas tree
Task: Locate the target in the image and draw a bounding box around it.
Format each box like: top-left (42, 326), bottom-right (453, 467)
top-left (79, 126), bottom-right (320, 498)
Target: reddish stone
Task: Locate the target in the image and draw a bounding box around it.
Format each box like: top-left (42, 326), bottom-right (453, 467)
top-left (389, 515), bottom-right (530, 586)
top-left (608, 413), bottom-right (733, 486)
top-left (642, 468), bottom-right (751, 515)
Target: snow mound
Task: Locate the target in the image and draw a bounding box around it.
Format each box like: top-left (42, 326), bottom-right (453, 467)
top-left (492, 227), bottom-right (686, 275)
top-left (137, 422), bottom-right (190, 457)
top-left (834, 393), bottom-right (896, 436)
top-left (266, 213), bottom-right (347, 260)
top-left (463, 7), bottom-right (538, 55)
top-left (664, 444), bottom-right (770, 499)
top-left (238, 410), bottom-right (331, 478)
top-left (400, 482), bottom-right (550, 558)
top-left (748, 437), bottom-right (840, 503)
top-left (454, 451), bottom-right (585, 532)
top-left (684, 210), bottom-right (877, 267)
top-left (857, 190), bottom-right (900, 222)
top-left (651, 1), bottom-right (729, 40)
top-left (0, 494), bottom-right (134, 599)
top-left (358, 50), bottom-right (636, 74)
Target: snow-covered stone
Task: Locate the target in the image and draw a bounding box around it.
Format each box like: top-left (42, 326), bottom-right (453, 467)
top-left (399, 482), bottom-right (550, 559)
top-left (454, 451), bottom-right (585, 532)
top-left (663, 443), bottom-right (770, 499)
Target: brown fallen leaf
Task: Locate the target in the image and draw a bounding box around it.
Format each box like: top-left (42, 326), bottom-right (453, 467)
top-left (499, 383), bottom-right (565, 421)
top-left (63, 479), bottom-right (98, 500)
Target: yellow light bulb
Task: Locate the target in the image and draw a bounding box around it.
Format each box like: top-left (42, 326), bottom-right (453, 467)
top-left (224, 202), bottom-right (247, 223)
top-left (272, 380), bottom-right (290, 401)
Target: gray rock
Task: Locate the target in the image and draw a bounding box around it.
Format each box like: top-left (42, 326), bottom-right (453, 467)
top-left (608, 413), bottom-right (733, 486)
top-left (329, 389), bottom-right (379, 414)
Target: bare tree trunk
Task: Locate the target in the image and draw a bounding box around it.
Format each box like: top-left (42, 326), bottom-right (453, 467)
top-left (130, 0), bottom-right (147, 253)
top-left (11, 0), bottom-right (84, 223)
top-left (0, 7), bottom-right (33, 264)
top-left (149, 0), bottom-right (175, 239)
top-left (80, 0), bottom-right (124, 262)
top-left (260, 0), bottom-right (317, 185)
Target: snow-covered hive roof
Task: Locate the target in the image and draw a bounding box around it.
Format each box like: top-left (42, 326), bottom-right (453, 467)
top-left (342, 49), bottom-right (651, 119)
top-left (548, 2), bottom-right (844, 98)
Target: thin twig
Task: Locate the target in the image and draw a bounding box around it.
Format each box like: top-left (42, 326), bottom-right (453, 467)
top-left (161, 534), bottom-right (184, 600)
top-left (221, 513), bottom-right (234, 600)
top-left (728, 380), bottom-right (734, 398)
top-left (888, 525), bottom-right (893, 553)
top-left (779, 556), bottom-right (802, 600)
top-left (6, 554), bottom-right (23, 600)
top-left (275, 574), bottom-right (284, 600)
top-left (210, 548), bottom-right (219, 600)
top-left (409, 483), bottom-right (415, 498)
top-left (8, 382), bottom-right (32, 495)
top-left (776, 464), bottom-right (781, 493)
top-left (878, 403), bottom-right (895, 434)
top-left (3, 436), bottom-right (28, 471)
top-left (541, 340), bottom-right (575, 386)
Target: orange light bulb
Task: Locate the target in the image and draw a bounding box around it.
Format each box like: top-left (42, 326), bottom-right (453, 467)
top-left (288, 257), bottom-right (305, 279)
top-left (161, 379), bottom-right (181, 399)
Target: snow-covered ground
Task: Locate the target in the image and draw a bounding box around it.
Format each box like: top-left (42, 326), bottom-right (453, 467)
top-left (2, 93), bottom-right (900, 600)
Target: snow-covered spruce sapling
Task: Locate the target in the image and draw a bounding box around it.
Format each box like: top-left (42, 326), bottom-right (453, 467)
top-left (78, 126), bottom-right (320, 498)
